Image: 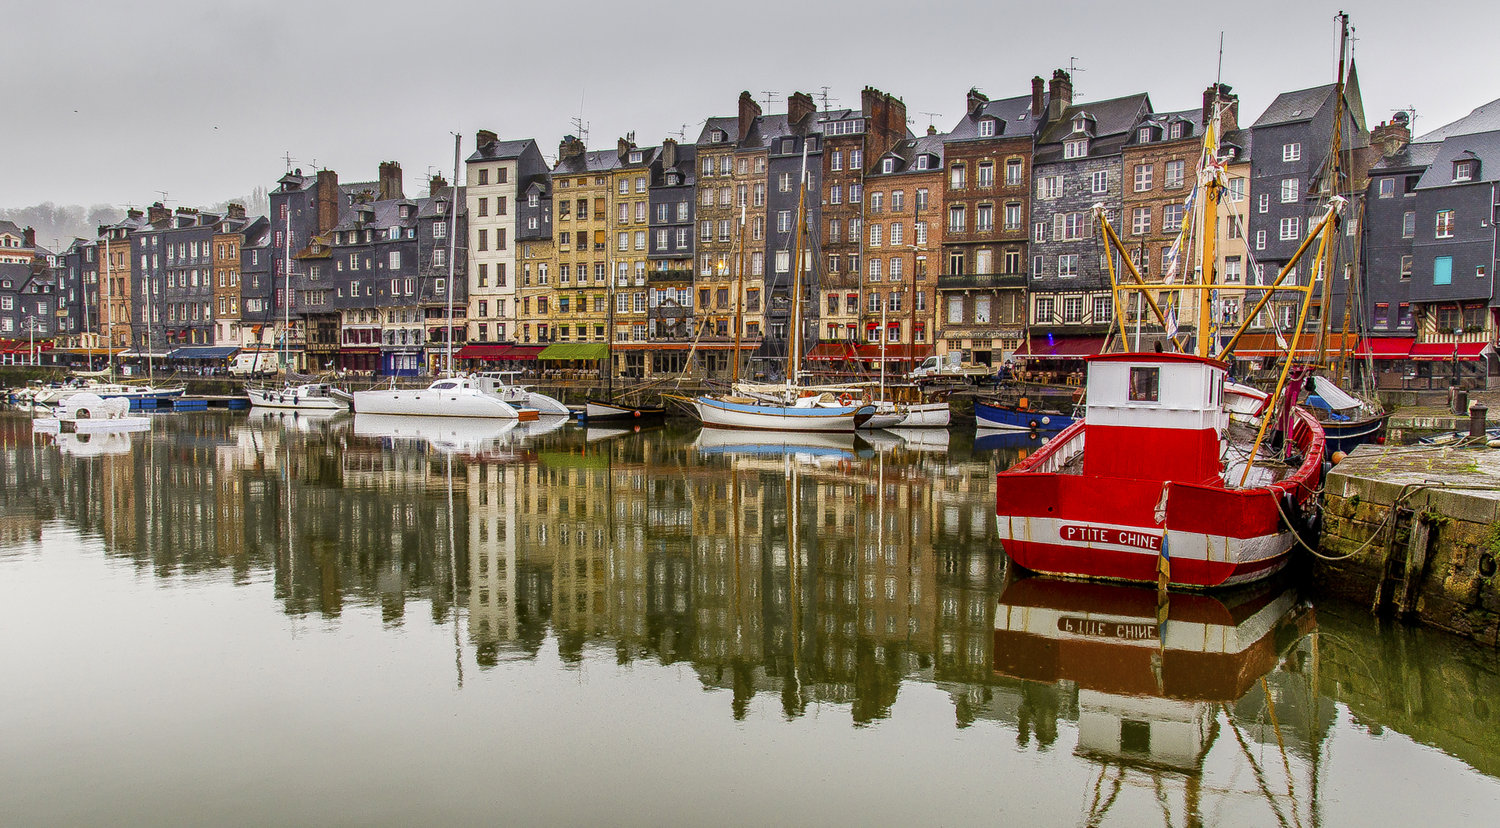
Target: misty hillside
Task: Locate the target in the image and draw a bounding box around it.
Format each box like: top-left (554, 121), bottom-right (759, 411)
top-left (2, 188), bottom-right (270, 252)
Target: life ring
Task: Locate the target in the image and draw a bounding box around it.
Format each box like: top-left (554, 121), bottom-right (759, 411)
top-left (838, 394), bottom-right (853, 406)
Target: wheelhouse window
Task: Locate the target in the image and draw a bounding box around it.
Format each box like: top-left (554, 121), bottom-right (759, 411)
top-left (1129, 367), bottom-right (1160, 402)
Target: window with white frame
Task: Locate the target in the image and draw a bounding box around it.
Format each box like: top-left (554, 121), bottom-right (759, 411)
top-left (978, 119), bottom-right (996, 138)
top-left (1093, 295), bottom-right (1113, 323)
top-left (947, 295), bottom-right (964, 323)
top-left (1162, 205), bottom-right (1184, 232)
top-left (1282, 142), bottom-right (1301, 162)
top-left (1435, 209), bottom-right (1455, 238)
top-left (1090, 170), bottom-right (1108, 193)
top-left (1062, 296), bottom-right (1083, 322)
top-left (1131, 207), bottom-right (1151, 235)
top-left (1279, 217), bottom-right (1300, 240)
top-left (1164, 160), bottom-right (1185, 189)
top-left (1057, 254), bottom-right (1079, 277)
top-left (1255, 230), bottom-right (1266, 250)
top-left (1035, 295), bottom-right (1054, 322)
top-left (1037, 175), bottom-right (1062, 199)
top-left (1280, 178), bottom-right (1299, 203)
top-left (1064, 139), bottom-right (1088, 159)
top-left (1133, 164), bottom-right (1153, 192)
top-left (1258, 193), bottom-right (1269, 213)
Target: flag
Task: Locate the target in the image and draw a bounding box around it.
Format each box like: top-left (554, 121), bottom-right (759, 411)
top-left (1156, 529), bottom-right (1171, 594)
top-left (1164, 298), bottom-right (1179, 340)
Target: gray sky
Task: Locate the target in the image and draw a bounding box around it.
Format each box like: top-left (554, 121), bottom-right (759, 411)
top-left (4, 0), bottom-right (1493, 209)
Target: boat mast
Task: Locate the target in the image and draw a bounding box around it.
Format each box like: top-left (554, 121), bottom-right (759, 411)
top-left (103, 234), bottom-right (114, 383)
top-left (1319, 11), bottom-right (1352, 370)
top-left (1197, 96), bottom-right (1223, 358)
top-left (445, 132), bottom-right (461, 377)
top-left (787, 141), bottom-right (809, 387)
top-left (733, 202), bottom-right (746, 385)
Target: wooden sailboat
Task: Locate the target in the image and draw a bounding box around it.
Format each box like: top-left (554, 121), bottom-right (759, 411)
top-left (993, 92), bottom-right (1329, 589)
top-left (687, 143), bottom-right (874, 432)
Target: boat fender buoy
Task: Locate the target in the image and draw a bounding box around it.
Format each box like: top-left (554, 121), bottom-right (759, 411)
top-left (1028, 418), bottom-right (1040, 430)
top-left (1041, 416), bottom-right (1051, 426)
top-left (1321, 460), bottom-right (1334, 481)
top-left (633, 409), bottom-right (641, 418)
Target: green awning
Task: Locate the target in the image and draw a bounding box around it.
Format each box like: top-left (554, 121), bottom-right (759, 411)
top-left (538, 451), bottom-right (609, 470)
top-left (538, 343), bottom-right (609, 360)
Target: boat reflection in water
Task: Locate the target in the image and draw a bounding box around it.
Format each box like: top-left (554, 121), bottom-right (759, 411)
top-left (994, 576), bottom-right (1322, 824)
top-left (353, 412), bottom-right (566, 456)
top-left (691, 426), bottom-right (865, 461)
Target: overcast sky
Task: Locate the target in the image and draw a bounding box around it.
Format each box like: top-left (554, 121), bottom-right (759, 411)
top-left (4, 0), bottom-right (1493, 210)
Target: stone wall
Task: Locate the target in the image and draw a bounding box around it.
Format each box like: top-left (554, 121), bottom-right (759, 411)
top-left (1316, 444), bottom-right (1500, 646)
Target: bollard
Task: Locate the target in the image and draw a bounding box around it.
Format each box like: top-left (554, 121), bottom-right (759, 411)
top-left (1452, 386), bottom-right (1469, 416)
top-left (1471, 403), bottom-right (1489, 439)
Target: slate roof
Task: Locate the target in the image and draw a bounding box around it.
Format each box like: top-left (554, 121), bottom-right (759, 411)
top-left (1252, 84), bottom-right (1337, 128)
top-left (1126, 107), bottom-right (1201, 146)
top-left (1415, 98), bottom-right (1500, 144)
top-left (1370, 140), bottom-right (1441, 173)
top-left (695, 116), bottom-right (739, 147)
top-left (552, 149), bottom-right (622, 176)
top-left (1414, 130), bottom-right (1500, 189)
top-left (744, 113), bottom-right (792, 149)
top-left (947, 93), bottom-right (1047, 141)
top-left (872, 132), bottom-right (947, 176)
top-left (1038, 93), bottom-right (1152, 145)
top-left (0, 219), bottom-right (23, 238)
top-left (465, 138), bottom-right (536, 164)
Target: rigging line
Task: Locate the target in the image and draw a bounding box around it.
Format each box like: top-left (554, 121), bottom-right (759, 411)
top-left (1222, 703), bottom-right (1295, 828)
top-left (1263, 675), bottom-right (1305, 828)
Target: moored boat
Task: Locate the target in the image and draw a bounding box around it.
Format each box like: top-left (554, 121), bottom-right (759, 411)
top-left (995, 353), bottom-right (1326, 589)
top-left (974, 398), bottom-right (1077, 432)
top-left (583, 398), bottom-right (667, 422)
top-left (247, 382), bottom-right (349, 411)
top-left (353, 375), bottom-right (537, 419)
top-left (691, 391), bottom-right (875, 432)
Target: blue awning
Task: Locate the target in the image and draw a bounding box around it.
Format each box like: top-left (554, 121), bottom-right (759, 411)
top-left (167, 346), bottom-right (241, 361)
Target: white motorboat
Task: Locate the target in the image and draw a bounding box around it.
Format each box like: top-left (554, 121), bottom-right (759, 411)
top-left (860, 399), bottom-right (951, 430)
top-left (353, 375), bottom-right (538, 419)
top-left (247, 382), bottom-right (349, 411)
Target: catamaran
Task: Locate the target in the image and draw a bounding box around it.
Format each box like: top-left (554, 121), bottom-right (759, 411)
top-left (993, 90), bottom-right (1330, 589)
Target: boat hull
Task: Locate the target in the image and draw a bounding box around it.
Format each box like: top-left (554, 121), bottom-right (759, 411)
top-left (693, 396), bottom-right (872, 432)
top-left (247, 387), bottom-right (348, 411)
top-left (1321, 411), bottom-right (1388, 454)
top-left (975, 400), bottom-right (1075, 432)
top-left (584, 399), bottom-right (666, 422)
top-left (352, 388), bottom-right (523, 419)
top-left (994, 410), bottom-right (1325, 590)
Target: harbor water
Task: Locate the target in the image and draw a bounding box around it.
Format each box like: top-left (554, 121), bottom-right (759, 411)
top-left (2, 412), bottom-right (1499, 826)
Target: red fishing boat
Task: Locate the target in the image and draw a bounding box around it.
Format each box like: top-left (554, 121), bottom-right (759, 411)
top-left (995, 352), bottom-right (1325, 588)
top-left (995, 93), bottom-right (1337, 590)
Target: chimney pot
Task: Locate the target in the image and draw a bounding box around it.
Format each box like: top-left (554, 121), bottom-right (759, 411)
top-left (476, 129), bottom-right (498, 149)
top-left (1047, 70), bottom-right (1073, 121)
top-left (1031, 76), bottom-right (1045, 118)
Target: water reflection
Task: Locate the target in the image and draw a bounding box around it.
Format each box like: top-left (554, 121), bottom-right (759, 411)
top-left (3, 412), bottom-right (1500, 823)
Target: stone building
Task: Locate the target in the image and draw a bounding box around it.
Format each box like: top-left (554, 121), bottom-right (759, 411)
top-left (465, 132), bottom-right (548, 347)
top-left (937, 83), bottom-right (1047, 364)
top-left (536, 136), bottom-right (618, 350)
top-left (644, 137), bottom-right (698, 377)
top-left (864, 129), bottom-right (945, 366)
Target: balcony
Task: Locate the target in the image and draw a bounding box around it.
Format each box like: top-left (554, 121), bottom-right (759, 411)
top-left (648, 268), bottom-right (694, 283)
top-left (938, 272), bottom-right (1028, 290)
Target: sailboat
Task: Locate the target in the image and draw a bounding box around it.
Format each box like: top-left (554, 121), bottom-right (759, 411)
top-left (993, 89), bottom-right (1329, 589)
top-left (686, 143), bottom-right (875, 432)
top-left (247, 209), bottom-right (349, 411)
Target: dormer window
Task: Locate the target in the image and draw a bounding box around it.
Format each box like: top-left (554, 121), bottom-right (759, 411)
top-left (1454, 159), bottom-right (1477, 182)
top-left (666, 173), bottom-right (680, 186)
top-left (1169, 122), bottom-right (1185, 140)
top-left (1137, 127), bottom-right (1153, 143)
top-left (628, 151), bottom-right (642, 164)
top-left (915, 154), bottom-right (932, 171)
top-left (881, 158), bottom-right (895, 174)
top-left (711, 129), bottom-right (726, 143)
top-left (1064, 139), bottom-right (1089, 159)
top-left (978, 119), bottom-right (997, 138)
top-left (781, 138), bottom-right (796, 154)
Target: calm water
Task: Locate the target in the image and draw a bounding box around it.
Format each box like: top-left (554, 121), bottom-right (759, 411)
top-left (2, 412), bottom-right (1499, 827)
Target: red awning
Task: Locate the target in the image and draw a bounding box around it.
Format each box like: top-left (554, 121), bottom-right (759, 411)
top-left (456, 344), bottom-right (513, 360)
top-left (807, 342), bottom-right (856, 361)
top-left (1019, 335), bottom-right (1108, 358)
top-left (339, 346), bottom-right (380, 354)
top-left (1410, 342), bottom-right (1456, 360)
top-left (1456, 342), bottom-right (1490, 360)
top-left (1355, 336), bottom-right (1414, 359)
top-left (1224, 332), bottom-right (1360, 358)
top-left (854, 343), bottom-right (932, 362)
top-left (507, 345), bottom-right (545, 361)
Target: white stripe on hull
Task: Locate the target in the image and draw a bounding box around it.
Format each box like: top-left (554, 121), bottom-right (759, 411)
top-left (996, 514), bottom-right (1293, 567)
top-left (246, 390), bottom-right (347, 411)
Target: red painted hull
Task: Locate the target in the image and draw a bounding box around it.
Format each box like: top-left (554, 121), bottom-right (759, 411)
top-left (995, 408), bottom-right (1325, 589)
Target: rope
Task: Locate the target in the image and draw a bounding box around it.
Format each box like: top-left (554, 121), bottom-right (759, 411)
top-left (1289, 476), bottom-right (1500, 562)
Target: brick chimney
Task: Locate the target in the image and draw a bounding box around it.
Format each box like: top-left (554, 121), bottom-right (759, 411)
top-left (126, 208), bottom-right (143, 221)
top-left (378, 161), bottom-right (403, 201)
top-left (787, 91), bottom-right (815, 128)
top-left (429, 173), bottom-right (449, 198)
top-left (226, 203), bottom-right (247, 220)
top-left (148, 202), bottom-right (171, 226)
top-left (175, 206), bottom-right (198, 228)
top-left (315, 169), bottom-right (340, 234)
top-left (616, 135), bottom-right (635, 162)
top-left (22, 226), bottom-right (35, 248)
top-left (1047, 69), bottom-right (1073, 121)
top-left (738, 91), bottom-right (761, 140)
top-left (966, 88), bottom-right (989, 116)
top-left (476, 129), bottom-right (498, 150)
top-left (558, 135), bottom-right (585, 163)
top-left (1372, 112), bottom-right (1412, 159)
top-left (1202, 83), bottom-right (1239, 133)
top-left (1031, 76), bottom-right (1046, 118)
top-left (661, 138), bottom-right (677, 169)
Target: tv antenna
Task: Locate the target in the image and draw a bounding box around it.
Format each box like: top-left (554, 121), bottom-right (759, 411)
top-left (154, 190), bottom-right (171, 206)
top-left (818, 86), bottom-right (835, 111)
top-left (921, 111), bottom-right (942, 131)
top-left (1068, 57), bottom-right (1086, 97)
top-left (282, 151), bottom-right (295, 172)
top-left (761, 91), bottom-right (780, 110)
top-left (1394, 106), bottom-right (1418, 134)
top-left (570, 115), bottom-right (590, 147)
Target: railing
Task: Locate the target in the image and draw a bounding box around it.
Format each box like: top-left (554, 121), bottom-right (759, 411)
top-left (937, 272), bottom-right (1028, 289)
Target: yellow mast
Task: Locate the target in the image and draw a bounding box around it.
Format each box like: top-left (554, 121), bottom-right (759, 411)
top-left (1197, 106), bottom-right (1223, 358)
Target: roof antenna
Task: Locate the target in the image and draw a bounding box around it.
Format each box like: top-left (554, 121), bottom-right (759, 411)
top-left (154, 190), bottom-right (172, 208)
top-left (921, 111), bottom-right (942, 131)
top-left (570, 115), bottom-right (590, 147)
top-left (1068, 57), bottom-right (1086, 98)
top-left (282, 151), bottom-right (295, 172)
top-left (1216, 31), bottom-right (1225, 87)
top-left (818, 86), bottom-right (834, 111)
top-left (761, 91), bottom-right (780, 110)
